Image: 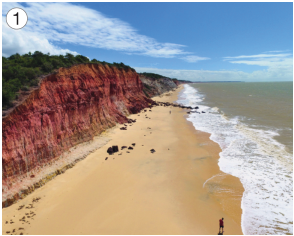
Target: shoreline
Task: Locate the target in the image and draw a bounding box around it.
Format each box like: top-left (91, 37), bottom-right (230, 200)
top-left (153, 86), bottom-right (244, 234)
top-left (2, 85), bottom-right (244, 235)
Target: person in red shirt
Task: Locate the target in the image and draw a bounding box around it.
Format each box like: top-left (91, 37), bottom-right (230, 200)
top-left (219, 218), bottom-right (224, 234)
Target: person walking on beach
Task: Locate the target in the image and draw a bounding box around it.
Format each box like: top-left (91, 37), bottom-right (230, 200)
top-left (219, 218), bottom-right (224, 234)
top-left (169, 110), bottom-right (171, 114)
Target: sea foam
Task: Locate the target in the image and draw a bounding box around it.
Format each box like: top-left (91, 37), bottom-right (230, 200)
top-left (177, 84), bottom-right (293, 235)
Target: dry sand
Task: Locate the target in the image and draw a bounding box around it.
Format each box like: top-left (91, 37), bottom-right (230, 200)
top-left (2, 85), bottom-right (244, 235)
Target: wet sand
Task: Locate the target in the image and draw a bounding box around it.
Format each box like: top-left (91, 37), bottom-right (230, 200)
top-left (2, 85), bottom-right (244, 235)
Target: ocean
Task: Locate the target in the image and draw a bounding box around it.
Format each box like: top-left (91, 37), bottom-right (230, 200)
top-left (177, 82), bottom-right (293, 235)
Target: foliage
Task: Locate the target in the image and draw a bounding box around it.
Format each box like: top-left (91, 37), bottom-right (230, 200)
top-left (144, 84), bottom-right (152, 90)
top-left (140, 72), bottom-right (168, 80)
top-left (2, 51), bottom-right (135, 108)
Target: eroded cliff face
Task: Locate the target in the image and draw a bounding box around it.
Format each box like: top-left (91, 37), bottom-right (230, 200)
top-left (139, 74), bottom-right (177, 98)
top-left (2, 63), bottom-right (153, 196)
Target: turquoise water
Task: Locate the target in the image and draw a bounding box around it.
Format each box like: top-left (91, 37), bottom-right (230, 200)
top-left (177, 82), bottom-right (293, 235)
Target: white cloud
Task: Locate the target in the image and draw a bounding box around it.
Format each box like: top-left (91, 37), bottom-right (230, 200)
top-left (2, 2), bottom-right (205, 61)
top-left (223, 52), bottom-right (293, 69)
top-left (181, 55), bottom-right (210, 63)
top-left (134, 66), bottom-right (292, 82)
top-left (228, 58), bottom-right (292, 68)
top-left (2, 18), bottom-right (78, 57)
top-left (222, 52), bottom-right (293, 81)
top-left (223, 53), bottom-right (292, 60)
top-left (262, 50), bottom-right (291, 54)
top-left (134, 52), bottom-right (292, 82)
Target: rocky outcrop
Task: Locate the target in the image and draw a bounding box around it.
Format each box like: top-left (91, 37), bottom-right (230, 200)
top-left (138, 74), bottom-right (177, 97)
top-left (173, 79), bottom-right (180, 86)
top-left (2, 63), bottom-right (153, 202)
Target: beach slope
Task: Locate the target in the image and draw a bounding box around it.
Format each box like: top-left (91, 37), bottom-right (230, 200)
top-left (2, 85), bottom-right (243, 235)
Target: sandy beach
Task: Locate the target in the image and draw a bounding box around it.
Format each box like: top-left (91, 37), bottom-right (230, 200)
top-left (2, 85), bottom-right (244, 235)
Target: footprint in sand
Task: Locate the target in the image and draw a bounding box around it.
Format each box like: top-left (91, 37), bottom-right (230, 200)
top-left (32, 197), bottom-right (41, 203)
top-left (25, 204), bottom-right (34, 209)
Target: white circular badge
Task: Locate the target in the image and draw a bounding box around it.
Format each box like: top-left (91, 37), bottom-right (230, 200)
top-left (6, 8), bottom-right (28, 30)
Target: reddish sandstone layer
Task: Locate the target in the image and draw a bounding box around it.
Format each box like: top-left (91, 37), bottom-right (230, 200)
top-left (2, 63), bottom-right (153, 192)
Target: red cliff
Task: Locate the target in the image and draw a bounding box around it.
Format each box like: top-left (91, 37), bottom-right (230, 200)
top-left (2, 63), bottom-right (153, 204)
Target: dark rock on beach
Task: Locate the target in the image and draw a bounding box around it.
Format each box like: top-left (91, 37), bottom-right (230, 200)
top-left (112, 145), bottom-right (119, 153)
top-left (107, 147), bottom-right (113, 155)
top-left (150, 149), bottom-right (156, 153)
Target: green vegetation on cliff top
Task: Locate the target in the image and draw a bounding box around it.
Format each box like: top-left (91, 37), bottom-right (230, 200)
top-left (2, 51), bottom-right (135, 108)
top-left (139, 72), bottom-right (168, 80)
top-left (139, 72), bottom-right (182, 83)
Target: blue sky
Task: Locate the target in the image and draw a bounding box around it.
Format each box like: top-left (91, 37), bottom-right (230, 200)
top-left (2, 2), bottom-right (293, 81)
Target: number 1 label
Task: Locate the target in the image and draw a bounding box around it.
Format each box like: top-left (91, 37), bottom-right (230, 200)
top-left (6, 8), bottom-right (28, 30)
top-left (13, 12), bottom-right (19, 25)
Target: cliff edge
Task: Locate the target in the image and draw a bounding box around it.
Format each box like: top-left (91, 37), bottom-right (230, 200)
top-left (2, 63), bottom-right (154, 206)
top-left (138, 74), bottom-right (177, 97)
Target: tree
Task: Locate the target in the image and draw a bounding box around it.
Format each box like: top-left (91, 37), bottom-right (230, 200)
top-left (2, 51), bottom-right (135, 108)
top-left (75, 55), bottom-right (90, 63)
top-left (42, 62), bottom-right (53, 73)
top-left (91, 58), bottom-right (100, 63)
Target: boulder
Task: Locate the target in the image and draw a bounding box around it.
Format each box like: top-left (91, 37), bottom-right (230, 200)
top-left (107, 147), bottom-right (113, 155)
top-left (112, 145), bottom-right (119, 152)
